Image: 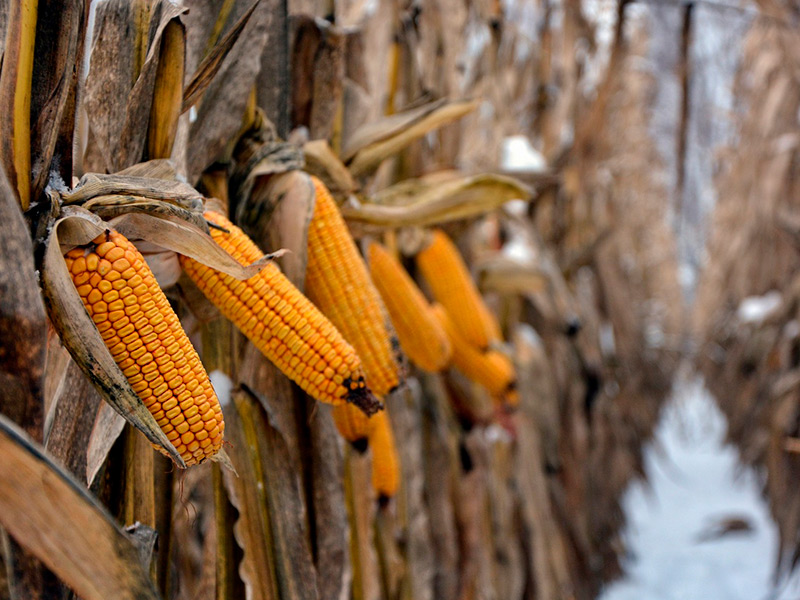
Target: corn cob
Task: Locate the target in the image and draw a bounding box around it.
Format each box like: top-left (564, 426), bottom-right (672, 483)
top-left (368, 410), bottom-right (400, 502)
top-left (180, 211), bottom-right (378, 414)
top-left (367, 241), bottom-right (452, 373)
top-left (431, 304), bottom-right (516, 398)
top-left (306, 176), bottom-right (400, 396)
top-left (65, 230), bottom-right (224, 466)
top-left (331, 402), bottom-right (372, 452)
top-left (416, 230), bottom-right (499, 350)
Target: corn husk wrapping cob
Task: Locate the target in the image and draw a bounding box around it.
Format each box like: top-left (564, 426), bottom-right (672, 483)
top-left (66, 229), bottom-right (224, 466)
top-left (367, 241), bottom-right (452, 373)
top-left (180, 210), bottom-right (379, 415)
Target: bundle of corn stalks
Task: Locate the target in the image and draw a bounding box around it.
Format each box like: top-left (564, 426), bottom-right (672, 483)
top-left (0, 1), bottom-right (682, 599)
top-left (697, 5), bottom-right (800, 575)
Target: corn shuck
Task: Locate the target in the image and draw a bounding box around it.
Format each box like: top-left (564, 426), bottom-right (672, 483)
top-left (180, 210), bottom-right (378, 414)
top-left (306, 176), bottom-right (401, 397)
top-left (431, 304), bottom-right (516, 400)
top-left (367, 241), bottom-right (452, 373)
top-left (65, 229), bottom-right (224, 466)
top-left (416, 229), bottom-right (499, 351)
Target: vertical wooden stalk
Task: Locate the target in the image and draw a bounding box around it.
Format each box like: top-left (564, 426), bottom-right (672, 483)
top-left (147, 19), bottom-right (186, 160)
top-left (344, 447), bottom-right (381, 600)
top-left (132, 0), bottom-right (153, 82)
top-left (0, 0), bottom-right (38, 209)
top-left (122, 429), bottom-right (156, 530)
top-left (676, 2), bottom-right (693, 222)
top-left (213, 463), bottom-right (245, 600)
top-left (153, 455), bottom-right (174, 599)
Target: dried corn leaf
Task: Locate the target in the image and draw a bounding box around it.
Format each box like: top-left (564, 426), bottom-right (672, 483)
top-left (341, 174), bottom-right (532, 228)
top-left (86, 402), bottom-right (127, 486)
top-left (44, 360), bottom-right (103, 482)
top-left (0, 414), bottom-right (160, 599)
top-left (303, 139), bottom-right (357, 195)
top-left (84, 196), bottom-right (208, 232)
top-left (476, 257), bottom-right (548, 295)
top-left (62, 173), bottom-right (203, 210)
top-left (344, 100), bottom-right (479, 177)
top-left (147, 19), bottom-right (186, 160)
top-left (108, 211), bottom-right (282, 281)
top-left (116, 159), bottom-right (179, 180)
top-left (41, 207), bottom-right (185, 467)
top-left (182, 0), bottom-right (261, 112)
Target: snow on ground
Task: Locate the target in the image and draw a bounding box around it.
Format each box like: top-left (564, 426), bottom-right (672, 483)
top-left (599, 374), bottom-right (800, 600)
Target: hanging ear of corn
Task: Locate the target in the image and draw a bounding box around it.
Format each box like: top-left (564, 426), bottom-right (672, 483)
top-left (180, 210), bottom-right (380, 415)
top-left (431, 304), bottom-right (516, 399)
top-left (416, 229), bottom-right (499, 350)
top-left (367, 241), bottom-right (451, 373)
top-left (65, 229), bottom-right (224, 466)
top-left (305, 176), bottom-right (400, 396)
top-left (331, 402), bottom-right (372, 451)
top-left (368, 409), bottom-right (400, 502)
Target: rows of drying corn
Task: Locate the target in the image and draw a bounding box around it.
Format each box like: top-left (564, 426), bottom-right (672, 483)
top-left (64, 175), bottom-right (517, 498)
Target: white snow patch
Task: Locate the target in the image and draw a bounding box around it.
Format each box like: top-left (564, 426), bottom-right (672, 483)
top-left (500, 135), bottom-right (547, 172)
top-left (600, 322), bottom-right (616, 357)
top-left (504, 199), bottom-right (529, 218)
top-left (599, 375), bottom-right (800, 600)
top-left (502, 235), bottom-right (536, 264)
top-left (737, 291), bottom-right (782, 325)
top-left (210, 370), bottom-right (234, 407)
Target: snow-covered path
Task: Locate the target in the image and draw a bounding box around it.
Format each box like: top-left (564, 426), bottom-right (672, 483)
top-left (599, 375), bottom-right (800, 600)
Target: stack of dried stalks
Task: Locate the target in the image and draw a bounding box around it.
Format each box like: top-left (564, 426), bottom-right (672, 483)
top-left (696, 5), bottom-right (800, 573)
top-left (0, 1), bottom-right (681, 599)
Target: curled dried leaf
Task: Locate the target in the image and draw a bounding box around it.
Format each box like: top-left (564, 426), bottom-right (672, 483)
top-left (108, 211), bottom-right (282, 281)
top-left (62, 173), bottom-right (203, 210)
top-left (344, 100), bottom-right (479, 177)
top-left (476, 256), bottom-right (548, 296)
top-left (303, 139), bottom-right (357, 195)
top-left (83, 195), bottom-right (209, 232)
top-left (0, 414), bottom-right (160, 599)
top-left (341, 174), bottom-right (533, 228)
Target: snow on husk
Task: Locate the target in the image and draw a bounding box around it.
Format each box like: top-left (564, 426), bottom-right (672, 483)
top-left (599, 373), bottom-right (800, 600)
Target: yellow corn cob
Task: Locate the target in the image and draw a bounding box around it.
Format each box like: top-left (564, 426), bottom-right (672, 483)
top-left (431, 304), bottom-right (516, 398)
top-left (331, 402), bottom-right (372, 452)
top-left (367, 241), bottom-right (452, 373)
top-left (416, 230), bottom-right (499, 350)
top-left (180, 211), bottom-right (378, 414)
top-left (306, 176), bottom-right (400, 396)
top-left (368, 410), bottom-right (400, 502)
top-left (65, 230), bottom-right (224, 466)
